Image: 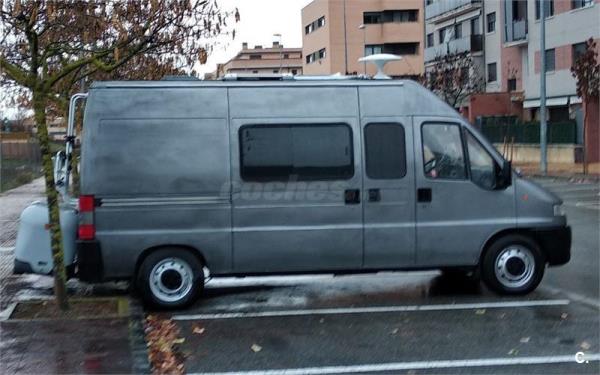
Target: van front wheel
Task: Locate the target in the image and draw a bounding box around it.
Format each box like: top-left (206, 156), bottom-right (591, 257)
top-left (137, 248), bottom-right (204, 309)
top-left (481, 235), bottom-right (545, 295)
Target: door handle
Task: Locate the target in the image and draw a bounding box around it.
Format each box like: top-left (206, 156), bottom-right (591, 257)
top-left (368, 189), bottom-right (381, 202)
top-left (417, 188), bottom-right (432, 203)
top-left (344, 189), bottom-right (360, 204)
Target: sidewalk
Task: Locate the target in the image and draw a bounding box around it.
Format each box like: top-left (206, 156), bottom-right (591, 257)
top-left (0, 178), bottom-right (146, 374)
top-left (514, 162), bottom-right (600, 181)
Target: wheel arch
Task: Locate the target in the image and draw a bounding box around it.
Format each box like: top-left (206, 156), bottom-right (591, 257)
top-left (133, 244), bottom-right (207, 279)
top-left (478, 228), bottom-right (541, 265)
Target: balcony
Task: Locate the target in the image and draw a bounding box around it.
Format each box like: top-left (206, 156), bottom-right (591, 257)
top-left (424, 35), bottom-right (483, 62)
top-left (505, 19), bottom-right (528, 44)
top-left (425, 0), bottom-right (482, 22)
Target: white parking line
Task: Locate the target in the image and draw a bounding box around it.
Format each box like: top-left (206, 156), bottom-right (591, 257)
top-left (172, 299), bottom-right (570, 321)
top-left (541, 286), bottom-right (600, 309)
top-left (190, 353), bottom-right (600, 375)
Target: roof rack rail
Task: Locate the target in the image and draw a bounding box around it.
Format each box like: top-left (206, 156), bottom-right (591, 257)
top-left (222, 72), bottom-right (369, 81)
top-left (222, 73), bottom-right (295, 81)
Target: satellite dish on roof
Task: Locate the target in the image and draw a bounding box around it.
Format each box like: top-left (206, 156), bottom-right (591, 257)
top-left (358, 54), bottom-right (403, 79)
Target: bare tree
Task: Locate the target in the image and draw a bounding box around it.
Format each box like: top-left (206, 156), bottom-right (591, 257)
top-left (571, 38), bottom-right (599, 175)
top-left (420, 51), bottom-right (485, 109)
top-left (0, 0), bottom-right (238, 310)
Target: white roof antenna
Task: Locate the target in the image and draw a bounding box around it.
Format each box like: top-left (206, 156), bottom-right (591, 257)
top-left (358, 54), bottom-right (403, 79)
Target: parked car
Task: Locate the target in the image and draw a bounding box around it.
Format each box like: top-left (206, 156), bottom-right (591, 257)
top-left (14, 73), bottom-right (570, 308)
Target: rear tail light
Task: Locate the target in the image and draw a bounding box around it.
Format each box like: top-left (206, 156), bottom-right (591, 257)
top-left (78, 195), bottom-right (96, 240)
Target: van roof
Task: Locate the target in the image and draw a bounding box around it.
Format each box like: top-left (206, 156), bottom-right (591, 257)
top-left (90, 79), bottom-right (416, 89)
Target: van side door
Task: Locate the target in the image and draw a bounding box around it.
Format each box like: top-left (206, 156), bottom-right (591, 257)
top-left (361, 118), bottom-right (416, 268)
top-left (414, 117), bottom-right (516, 267)
top-left (229, 87), bottom-right (364, 273)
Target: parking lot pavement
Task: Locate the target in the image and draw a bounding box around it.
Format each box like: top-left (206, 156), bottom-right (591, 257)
top-left (154, 177), bottom-right (599, 375)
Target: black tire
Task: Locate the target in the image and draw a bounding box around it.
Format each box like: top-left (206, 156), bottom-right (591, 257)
top-left (136, 248), bottom-right (204, 309)
top-left (481, 234), bottom-right (545, 295)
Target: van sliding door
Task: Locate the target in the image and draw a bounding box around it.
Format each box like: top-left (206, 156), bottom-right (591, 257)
top-left (230, 118), bottom-right (363, 273)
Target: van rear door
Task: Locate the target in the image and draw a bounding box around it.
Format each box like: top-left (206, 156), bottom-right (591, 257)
top-left (361, 118), bottom-right (416, 268)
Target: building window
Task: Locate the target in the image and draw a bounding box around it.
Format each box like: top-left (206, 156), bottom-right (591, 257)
top-left (252, 70), bottom-right (259, 74)
top-left (249, 54), bottom-right (262, 60)
top-left (487, 62), bottom-right (497, 82)
top-left (273, 70), bottom-right (279, 74)
top-left (545, 49), bottom-right (555, 72)
top-left (363, 12), bottom-right (382, 24)
top-left (507, 78), bottom-right (517, 91)
top-left (283, 54), bottom-right (289, 59)
top-left (306, 49), bottom-right (326, 64)
top-left (572, 42), bottom-right (587, 64)
top-left (383, 43), bottom-right (419, 55)
top-left (291, 69), bottom-right (298, 75)
top-left (305, 16), bottom-right (326, 35)
top-left (239, 124), bottom-right (354, 182)
top-left (572, 0), bottom-right (593, 9)
top-left (426, 33), bottom-right (434, 48)
top-left (486, 12), bottom-right (496, 33)
top-left (365, 123), bottom-right (406, 179)
top-left (365, 44), bottom-right (383, 56)
top-left (454, 22), bottom-right (463, 39)
top-left (535, 0), bottom-right (554, 19)
top-left (470, 18), bottom-right (480, 35)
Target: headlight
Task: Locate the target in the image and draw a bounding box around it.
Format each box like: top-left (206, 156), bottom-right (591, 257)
top-left (553, 204), bottom-right (565, 216)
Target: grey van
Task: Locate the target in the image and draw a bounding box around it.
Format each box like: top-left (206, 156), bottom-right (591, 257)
top-left (16, 77), bottom-right (571, 308)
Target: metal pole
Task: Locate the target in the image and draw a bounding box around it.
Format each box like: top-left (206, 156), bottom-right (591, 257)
top-left (540, 1), bottom-right (547, 175)
top-left (343, 0), bottom-right (348, 74)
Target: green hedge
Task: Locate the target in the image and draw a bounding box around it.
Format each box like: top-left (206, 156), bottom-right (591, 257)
top-left (479, 117), bottom-right (577, 144)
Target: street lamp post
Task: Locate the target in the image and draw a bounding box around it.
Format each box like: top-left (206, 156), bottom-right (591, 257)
top-left (539, 2), bottom-right (547, 175)
top-left (358, 24), bottom-right (366, 74)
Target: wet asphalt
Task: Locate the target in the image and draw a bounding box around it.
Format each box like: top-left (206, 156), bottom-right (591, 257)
top-left (160, 177), bottom-right (600, 375)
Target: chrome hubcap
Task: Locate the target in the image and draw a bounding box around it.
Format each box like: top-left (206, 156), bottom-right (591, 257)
top-left (495, 246), bottom-right (535, 288)
top-left (149, 258), bottom-right (193, 303)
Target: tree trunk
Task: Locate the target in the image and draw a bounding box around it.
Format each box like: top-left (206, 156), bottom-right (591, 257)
top-left (583, 98), bottom-right (588, 175)
top-left (33, 91), bottom-right (69, 311)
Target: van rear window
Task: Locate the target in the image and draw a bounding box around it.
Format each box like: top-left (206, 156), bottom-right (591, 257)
top-left (239, 124), bottom-right (354, 181)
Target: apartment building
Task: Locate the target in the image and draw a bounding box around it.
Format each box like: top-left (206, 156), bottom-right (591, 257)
top-left (425, 0), bottom-right (599, 160)
top-left (301, 0), bottom-right (424, 77)
top-left (205, 42), bottom-right (303, 79)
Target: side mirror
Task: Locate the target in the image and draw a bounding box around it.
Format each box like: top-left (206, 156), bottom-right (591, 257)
top-left (495, 159), bottom-right (512, 190)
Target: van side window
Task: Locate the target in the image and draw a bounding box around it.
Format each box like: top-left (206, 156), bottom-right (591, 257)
top-left (421, 123), bottom-right (466, 180)
top-left (364, 123), bottom-right (406, 179)
top-left (465, 130), bottom-right (496, 190)
top-left (239, 124), bottom-right (354, 181)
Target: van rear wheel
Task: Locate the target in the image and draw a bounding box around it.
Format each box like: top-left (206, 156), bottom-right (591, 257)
top-left (481, 234), bottom-right (545, 295)
top-left (137, 248), bottom-right (204, 309)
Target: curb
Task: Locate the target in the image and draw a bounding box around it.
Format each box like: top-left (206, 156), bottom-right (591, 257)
top-left (128, 298), bottom-right (151, 374)
top-left (521, 173), bottom-right (600, 183)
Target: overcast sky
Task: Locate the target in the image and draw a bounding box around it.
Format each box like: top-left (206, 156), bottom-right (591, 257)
top-left (197, 0), bottom-right (313, 76)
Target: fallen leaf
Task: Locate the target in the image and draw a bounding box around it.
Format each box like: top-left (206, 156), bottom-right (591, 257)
top-left (251, 344), bottom-right (262, 353)
top-left (390, 328), bottom-right (399, 335)
top-left (499, 313), bottom-right (506, 319)
top-left (561, 313), bottom-right (568, 320)
top-left (508, 348), bottom-right (518, 356)
top-left (580, 341), bottom-right (591, 350)
top-left (475, 309), bottom-right (486, 315)
top-left (173, 338), bottom-right (185, 344)
top-left (192, 325), bottom-right (205, 335)
top-left (319, 318), bottom-right (325, 323)
top-left (520, 337), bottom-right (530, 343)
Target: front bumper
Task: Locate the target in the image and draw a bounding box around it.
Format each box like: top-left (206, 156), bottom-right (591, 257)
top-left (534, 225), bottom-right (571, 266)
top-left (76, 240), bottom-right (104, 282)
